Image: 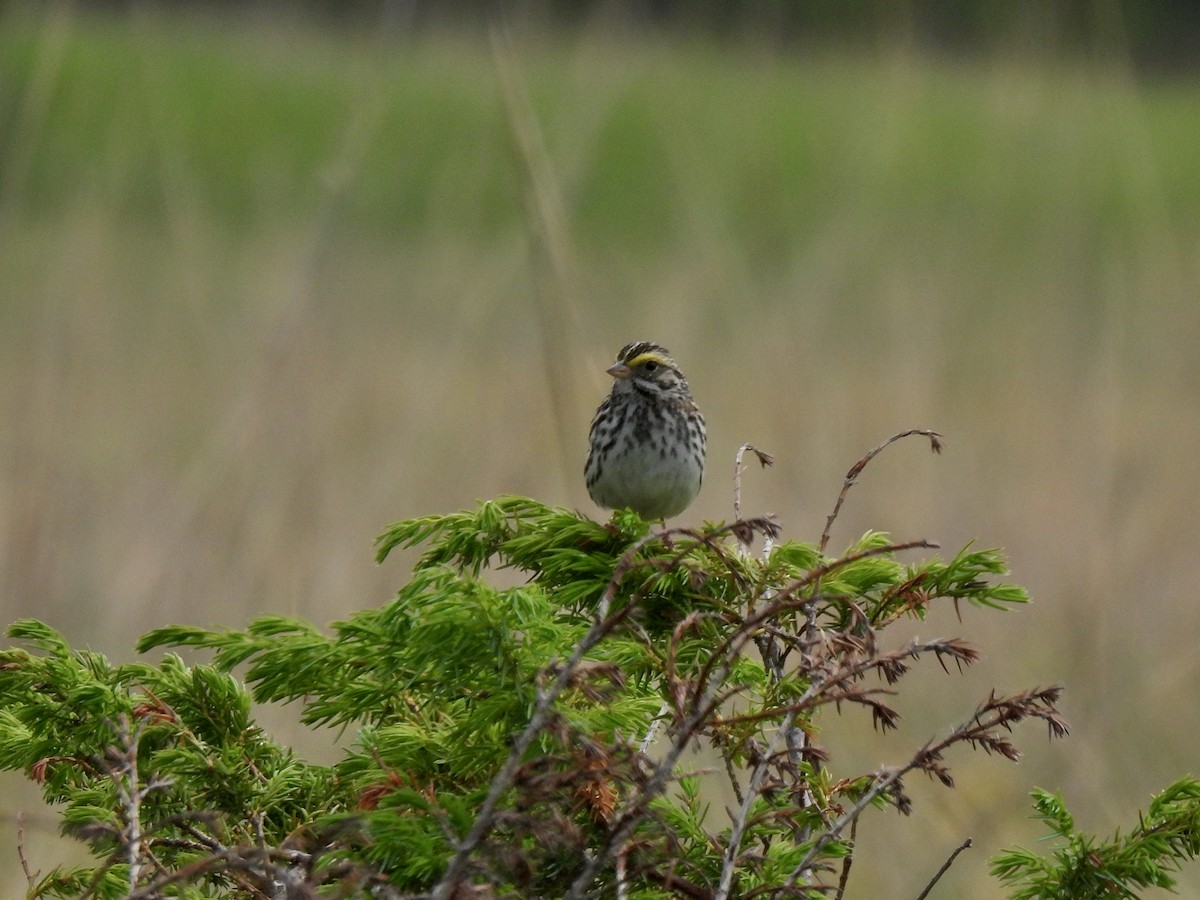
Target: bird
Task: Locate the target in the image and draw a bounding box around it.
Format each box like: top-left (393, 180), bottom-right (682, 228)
top-left (585, 341), bottom-right (706, 520)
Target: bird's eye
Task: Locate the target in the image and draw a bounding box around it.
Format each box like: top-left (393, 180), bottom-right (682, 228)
top-left (644, 362), bottom-right (658, 373)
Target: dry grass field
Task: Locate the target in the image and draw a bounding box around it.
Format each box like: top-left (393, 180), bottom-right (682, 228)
top-left (3, 5), bottom-right (1200, 896)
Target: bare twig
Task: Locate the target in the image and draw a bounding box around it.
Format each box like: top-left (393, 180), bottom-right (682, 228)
top-left (819, 430), bottom-right (943, 555)
top-left (17, 812), bottom-right (36, 887)
top-left (733, 443), bottom-right (775, 551)
top-left (806, 430), bottom-right (942, 696)
top-left (721, 750), bottom-right (746, 808)
top-left (833, 817), bottom-right (859, 900)
top-left (615, 843), bottom-right (630, 900)
top-left (178, 819), bottom-right (226, 853)
top-left (126, 845), bottom-right (313, 900)
top-left (639, 701), bottom-right (670, 755)
top-left (787, 764), bottom-right (909, 889)
top-left (915, 837), bottom-right (973, 900)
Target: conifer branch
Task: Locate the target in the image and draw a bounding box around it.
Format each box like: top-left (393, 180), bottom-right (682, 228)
top-left (0, 485), bottom-right (1077, 897)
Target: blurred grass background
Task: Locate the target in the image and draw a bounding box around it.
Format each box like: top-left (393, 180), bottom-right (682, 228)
top-left (3, 2), bottom-right (1200, 896)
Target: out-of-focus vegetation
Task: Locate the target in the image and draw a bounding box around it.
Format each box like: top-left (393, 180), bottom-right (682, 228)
top-left (3, 2), bottom-right (1200, 896)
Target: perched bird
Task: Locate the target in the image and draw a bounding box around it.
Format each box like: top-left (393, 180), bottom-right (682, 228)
top-left (585, 341), bottom-right (706, 519)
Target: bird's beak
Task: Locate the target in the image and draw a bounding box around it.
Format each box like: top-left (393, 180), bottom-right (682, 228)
top-left (606, 362), bottom-right (632, 379)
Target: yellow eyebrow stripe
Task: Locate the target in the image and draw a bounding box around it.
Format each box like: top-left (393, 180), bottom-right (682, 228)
top-left (626, 352), bottom-right (670, 368)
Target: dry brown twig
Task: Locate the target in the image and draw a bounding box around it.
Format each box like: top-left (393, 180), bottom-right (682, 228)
top-left (733, 443), bottom-right (776, 555)
top-left (915, 837), bottom-right (974, 900)
top-left (819, 429), bottom-right (943, 555)
top-left (17, 812), bottom-right (36, 888)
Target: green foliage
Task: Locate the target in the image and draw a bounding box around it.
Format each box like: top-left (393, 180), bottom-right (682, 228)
top-left (2, 496), bottom-right (1062, 896)
top-left (0, 627), bottom-right (342, 897)
top-left (992, 779), bottom-right (1200, 899)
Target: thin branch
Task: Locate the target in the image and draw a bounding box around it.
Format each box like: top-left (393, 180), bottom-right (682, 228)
top-left (915, 837), bottom-right (973, 900)
top-left (819, 430), bottom-right (943, 555)
top-left (17, 813), bottom-right (36, 887)
top-left (715, 709), bottom-right (799, 900)
top-left (806, 430), bottom-right (942, 701)
top-left (785, 764), bottom-right (910, 887)
top-left (615, 844), bottom-right (630, 900)
top-left (833, 817), bottom-right (859, 900)
top-left (714, 686), bottom-right (898, 730)
top-left (733, 443), bottom-right (775, 551)
top-left (639, 701), bottom-right (670, 755)
top-left (721, 751), bottom-right (746, 808)
top-left (126, 845), bottom-right (313, 900)
top-left (178, 820), bottom-right (226, 853)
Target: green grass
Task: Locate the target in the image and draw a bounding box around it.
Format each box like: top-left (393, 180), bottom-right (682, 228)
top-left (7, 10), bottom-right (1199, 266)
top-left (3, 5), bottom-right (1200, 897)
